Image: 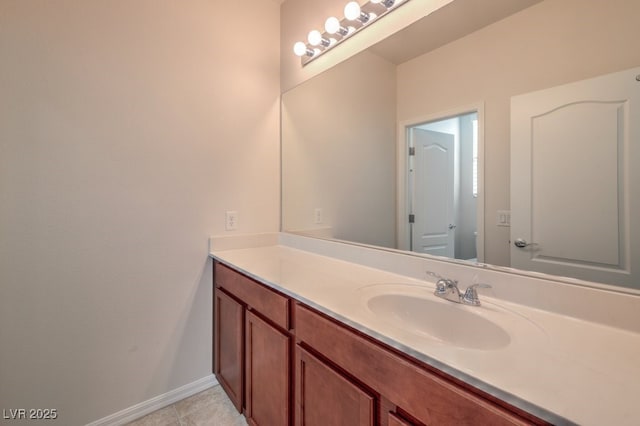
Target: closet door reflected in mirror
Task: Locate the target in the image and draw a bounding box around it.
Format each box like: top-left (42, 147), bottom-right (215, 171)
top-left (511, 66), bottom-right (640, 287)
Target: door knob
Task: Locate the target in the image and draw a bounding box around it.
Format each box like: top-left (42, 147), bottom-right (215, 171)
top-left (514, 238), bottom-right (530, 248)
top-left (448, 224), bottom-right (456, 230)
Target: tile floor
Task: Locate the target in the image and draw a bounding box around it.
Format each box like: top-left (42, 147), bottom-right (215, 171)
top-left (126, 386), bottom-right (247, 426)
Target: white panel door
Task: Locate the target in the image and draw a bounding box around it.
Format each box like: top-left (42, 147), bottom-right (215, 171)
top-left (411, 128), bottom-right (455, 257)
top-left (511, 66), bottom-right (640, 288)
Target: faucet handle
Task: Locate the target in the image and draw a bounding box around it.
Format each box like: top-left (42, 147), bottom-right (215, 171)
top-left (462, 283), bottom-right (492, 306)
top-left (435, 278), bottom-right (459, 296)
top-left (434, 278), bottom-right (448, 294)
top-left (427, 271), bottom-right (446, 293)
top-left (427, 271), bottom-right (459, 296)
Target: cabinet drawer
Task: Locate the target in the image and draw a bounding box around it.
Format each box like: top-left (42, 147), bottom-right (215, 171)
top-left (295, 303), bottom-right (535, 426)
top-left (215, 262), bottom-right (289, 330)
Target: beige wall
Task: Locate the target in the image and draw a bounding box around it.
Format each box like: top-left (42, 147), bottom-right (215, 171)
top-left (397, 0), bottom-right (640, 266)
top-left (0, 1), bottom-right (280, 424)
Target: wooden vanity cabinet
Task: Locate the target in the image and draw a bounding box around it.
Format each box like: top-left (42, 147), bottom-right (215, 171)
top-left (214, 262), bottom-right (548, 426)
top-left (294, 303), bottom-right (547, 426)
top-left (213, 262), bottom-right (290, 426)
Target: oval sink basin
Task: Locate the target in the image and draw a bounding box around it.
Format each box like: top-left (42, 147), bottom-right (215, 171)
top-left (366, 293), bottom-right (511, 350)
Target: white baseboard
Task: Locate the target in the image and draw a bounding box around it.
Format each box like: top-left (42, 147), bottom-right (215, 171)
top-left (86, 374), bottom-right (219, 426)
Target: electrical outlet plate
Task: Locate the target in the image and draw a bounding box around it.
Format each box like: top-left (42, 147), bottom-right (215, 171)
top-left (314, 208), bottom-right (323, 224)
top-left (225, 211), bottom-right (238, 231)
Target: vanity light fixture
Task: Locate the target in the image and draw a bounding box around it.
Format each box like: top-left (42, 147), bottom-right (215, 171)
top-left (293, 0), bottom-right (411, 65)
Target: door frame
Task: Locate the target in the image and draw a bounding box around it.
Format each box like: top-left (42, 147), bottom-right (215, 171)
top-left (397, 102), bottom-right (485, 263)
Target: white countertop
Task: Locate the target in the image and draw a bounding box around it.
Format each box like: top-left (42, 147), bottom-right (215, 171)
top-left (210, 234), bottom-right (640, 426)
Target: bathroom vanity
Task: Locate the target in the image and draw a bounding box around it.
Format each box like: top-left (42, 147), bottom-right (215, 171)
top-left (214, 261), bottom-right (539, 425)
top-left (210, 233), bottom-right (640, 426)
top-left (268, 1), bottom-right (640, 423)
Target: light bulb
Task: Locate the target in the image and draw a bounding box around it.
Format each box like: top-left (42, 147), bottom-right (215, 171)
top-left (344, 2), bottom-right (361, 21)
top-left (293, 41), bottom-right (308, 57)
top-left (325, 17), bottom-right (340, 34)
top-left (307, 30), bottom-right (322, 46)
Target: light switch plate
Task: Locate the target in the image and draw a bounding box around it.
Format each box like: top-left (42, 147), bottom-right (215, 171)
top-left (496, 210), bottom-right (511, 227)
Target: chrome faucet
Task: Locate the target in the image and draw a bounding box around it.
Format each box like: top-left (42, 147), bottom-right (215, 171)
top-left (428, 272), bottom-right (492, 306)
top-left (434, 277), bottom-right (463, 303)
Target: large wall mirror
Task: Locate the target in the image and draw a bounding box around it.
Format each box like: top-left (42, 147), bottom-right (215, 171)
top-left (281, 0), bottom-right (640, 290)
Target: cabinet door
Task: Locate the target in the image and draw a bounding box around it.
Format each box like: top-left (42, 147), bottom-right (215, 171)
top-left (295, 345), bottom-right (374, 426)
top-left (214, 288), bottom-right (243, 412)
top-left (245, 310), bottom-right (290, 426)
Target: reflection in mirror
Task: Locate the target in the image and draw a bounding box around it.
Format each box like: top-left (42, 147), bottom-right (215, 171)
top-left (281, 0), bottom-right (640, 290)
top-left (509, 66), bottom-right (640, 287)
top-left (282, 50), bottom-right (397, 248)
top-left (406, 112), bottom-right (478, 262)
